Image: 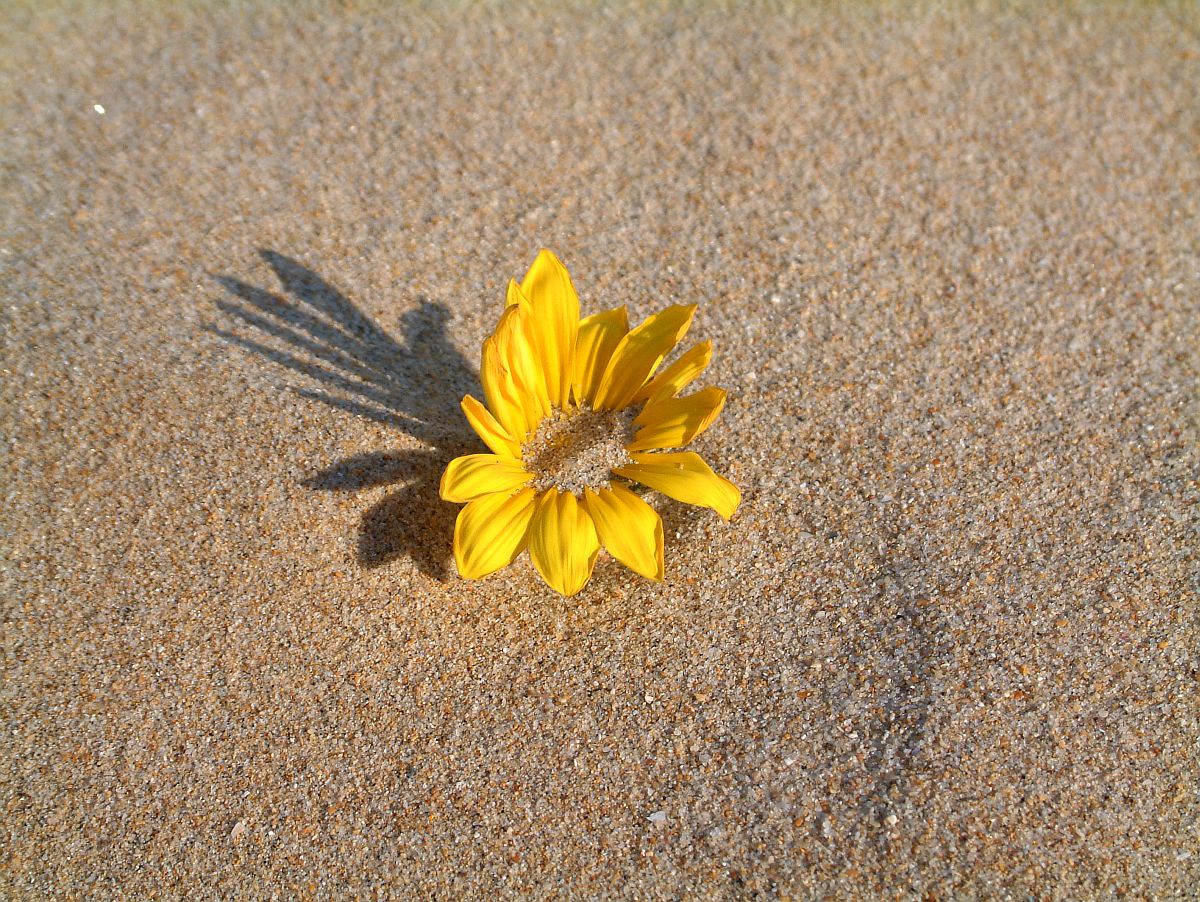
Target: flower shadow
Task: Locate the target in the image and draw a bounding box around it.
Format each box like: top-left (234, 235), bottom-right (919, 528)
top-left (301, 449), bottom-right (467, 577)
top-left (210, 249), bottom-right (477, 578)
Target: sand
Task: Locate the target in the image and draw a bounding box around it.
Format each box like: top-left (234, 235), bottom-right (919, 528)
top-left (2, 1), bottom-right (1198, 897)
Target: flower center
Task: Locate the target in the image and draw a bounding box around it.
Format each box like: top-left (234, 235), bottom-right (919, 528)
top-left (523, 405), bottom-right (636, 495)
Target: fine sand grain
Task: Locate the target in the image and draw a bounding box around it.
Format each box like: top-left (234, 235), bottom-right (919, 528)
top-left (2, 2), bottom-right (1198, 898)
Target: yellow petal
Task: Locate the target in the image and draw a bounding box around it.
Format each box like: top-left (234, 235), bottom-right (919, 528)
top-left (627, 387), bottom-right (727, 452)
top-left (573, 305), bottom-right (629, 406)
top-left (527, 489), bottom-right (601, 596)
top-left (592, 304), bottom-right (696, 411)
top-left (461, 394), bottom-right (521, 458)
top-left (454, 488), bottom-right (537, 579)
top-left (504, 277), bottom-right (525, 309)
top-left (613, 451), bottom-right (740, 520)
top-left (520, 249), bottom-right (580, 408)
top-left (583, 485), bottom-right (664, 580)
top-left (493, 298), bottom-right (550, 423)
top-left (440, 453), bottom-right (532, 503)
top-left (481, 336), bottom-right (530, 440)
top-left (503, 279), bottom-right (551, 418)
top-left (633, 339), bottom-right (712, 403)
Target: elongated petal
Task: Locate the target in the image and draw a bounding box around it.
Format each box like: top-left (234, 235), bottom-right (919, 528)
top-left (583, 485), bottom-right (664, 580)
top-left (520, 249), bottom-right (580, 408)
top-left (440, 453), bottom-right (532, 503)
top-left (527, 489), bottom-right (601, 596)
top-left (454, 488), bottom-right (537, 579)
top-left (633, 339), bottom-right (712, 403)
top-left (493, 299), bottom-right (550, 424)
top-left (503, 280), bottom-right (551, 416)
top-left (613, 451), bottom-right (740, 520)
top-left (592, 304), bottom-right (696, 411)
top-left (573, 305), bottom-right (629, 406)
top-left (482, 336), bottom-right (530, 440)
top-left (504, 276), bottom-right (524, 309)
top-left (628, 387), bottom-right (727, 452)
top-left (461, 394), bottom-right (521, 458)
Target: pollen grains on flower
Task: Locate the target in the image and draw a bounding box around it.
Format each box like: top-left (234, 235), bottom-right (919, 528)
top-left (521, 405), bottom-right (637, 494)
top-left (440, 249), bottom-right (740, 596)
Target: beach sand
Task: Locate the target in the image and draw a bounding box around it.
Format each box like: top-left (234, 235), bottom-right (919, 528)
top-left (2, 2), bottom-right (1198, 897)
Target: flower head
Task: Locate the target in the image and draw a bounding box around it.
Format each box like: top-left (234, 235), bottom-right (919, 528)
top-left (440, 250), bottom-right (739, 595)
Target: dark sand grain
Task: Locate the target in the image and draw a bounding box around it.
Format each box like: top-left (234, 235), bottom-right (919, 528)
top-left (2, 2), bottom-right (1198, 898)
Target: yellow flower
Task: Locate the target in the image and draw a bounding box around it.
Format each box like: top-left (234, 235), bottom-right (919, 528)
top-left (440, 250), bottom-right (739, 596)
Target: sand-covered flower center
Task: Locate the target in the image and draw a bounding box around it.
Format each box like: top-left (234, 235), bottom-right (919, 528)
top-left (523, 406), bottom-right (636, 494)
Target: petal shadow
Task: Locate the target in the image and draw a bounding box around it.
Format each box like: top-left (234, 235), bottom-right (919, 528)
top-left (212, 250), bottom-right (479, 578)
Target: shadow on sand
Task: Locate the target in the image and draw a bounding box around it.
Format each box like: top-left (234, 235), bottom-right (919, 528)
top-left (211, 249), bottom-right (477, 578)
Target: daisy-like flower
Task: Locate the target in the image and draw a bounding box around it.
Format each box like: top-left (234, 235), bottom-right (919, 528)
top-left (440, 250), bottom-right (739, 596)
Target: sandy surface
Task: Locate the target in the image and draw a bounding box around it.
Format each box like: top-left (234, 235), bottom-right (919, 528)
top-left (2, 1), bottom-right (1198, 898)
